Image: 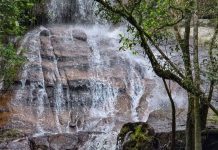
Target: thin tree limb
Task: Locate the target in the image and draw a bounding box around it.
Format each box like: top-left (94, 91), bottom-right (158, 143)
top-left (162, 78), bottom-right (176, 150)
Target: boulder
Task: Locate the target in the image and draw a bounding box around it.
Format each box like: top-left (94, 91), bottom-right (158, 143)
top-left (40, 30), bottom-right (50, 37)
top-left (72, 29), bottom-right (87, 41)
top-left (116, 122), bottom-right (159, 150)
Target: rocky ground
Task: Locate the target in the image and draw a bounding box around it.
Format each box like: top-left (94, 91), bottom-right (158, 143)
top-left (0, 131), bottom-right (104, 150)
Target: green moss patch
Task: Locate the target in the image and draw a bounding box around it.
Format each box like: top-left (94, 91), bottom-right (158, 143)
top-left (0, 129), bottom-right (23, 142)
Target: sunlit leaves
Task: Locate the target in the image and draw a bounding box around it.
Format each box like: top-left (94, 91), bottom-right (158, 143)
top-left (0, 0), bottom-right (36, 38)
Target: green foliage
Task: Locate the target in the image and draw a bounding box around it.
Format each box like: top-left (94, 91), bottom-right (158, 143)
top-left (97, 0), bottom-right (182, 37)
top-left (0, 43), bottom-right (25, 88)
top-left (130, 125), bottom-right (152, 142)
top-left (0, 129), bottom-right (22, 142)
top-left (119, 124), bottom-right (155, 150)
top-left (119, 30), bottom-right (139, 55)
top-left (199, 0), bottom-right (218, 19)
top-left (96, 2), bottom-right (122, 24)
top-left (0, 0), bottom-right (37, 38)
top-left (133, 0), bottom-right (172, 35)
top-left (0, 0), bottom-right (38, 90)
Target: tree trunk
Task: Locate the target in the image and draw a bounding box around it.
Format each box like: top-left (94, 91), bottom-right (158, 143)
top-left (194, 97), bottom-right (202, 150)
top-left (193, 0), bottom-right (202, 149)
top-left (200, 97), bottom-right (209, 129)
top-left (185, 94), bottom-right (195, 150)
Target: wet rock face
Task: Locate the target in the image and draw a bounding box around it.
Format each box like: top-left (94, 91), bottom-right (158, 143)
top-left (0, 93), bottom-right (12, 128)
top-left (147, 109), bottom-right (187, 132)
top-left (46, 0), bottom-right (95, 24)
top-left (116, 122), bottom-right (159, 150)
top-left (1, 26), bottom-right (154, 136)
top-left (31, 0), bottom-right (94, 25)
top-left (0, 106), bottom-right (9, 113)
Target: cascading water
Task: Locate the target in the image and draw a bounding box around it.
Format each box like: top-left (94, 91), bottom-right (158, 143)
top-left (13, 28), bottom-right (48, 134)
top-left (129, 64), bottom-right (145, 122)
top-left (53, 75), bottom-right (64, 133)
top-left (8, 0), bottom-right (188, 149)
top-left (47, 0), bottom-right (96, 23)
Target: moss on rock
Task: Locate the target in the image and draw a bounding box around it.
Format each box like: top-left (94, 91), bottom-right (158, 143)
top-left (117, 122), bottom-right (159, 150)
top-left (0, 129), bottom-right (23, 143)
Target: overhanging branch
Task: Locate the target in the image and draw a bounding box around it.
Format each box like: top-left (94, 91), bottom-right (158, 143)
top-left (95, 0), bottom-right (185, 79)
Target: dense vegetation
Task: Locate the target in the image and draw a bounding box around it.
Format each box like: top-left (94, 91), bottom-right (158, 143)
top-left (0, 0), bottom-right (39, 89)
top-left (95, 0), bottom-right (218, 149)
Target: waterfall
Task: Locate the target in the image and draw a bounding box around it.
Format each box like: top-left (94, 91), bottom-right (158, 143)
top-left (53, 61), bottom-right (64, 133)
top-left (129, 64), bottom-right (145, 122)
top-left (9, 0), bottom-right (188, 149)
top-left (47, 0), bottom-right (96, 24)
top-left (14, 28), bottom-right (48, 134)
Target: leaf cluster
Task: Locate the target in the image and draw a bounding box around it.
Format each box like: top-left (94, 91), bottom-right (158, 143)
top-left (0, 0), bottom-right (38, 38)
top-left (130, 125), bottom-right (152, 142)
top-left (0, 0), bottom-right (38, 90)
top-left (0, 43), bottom-right (25, 88)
